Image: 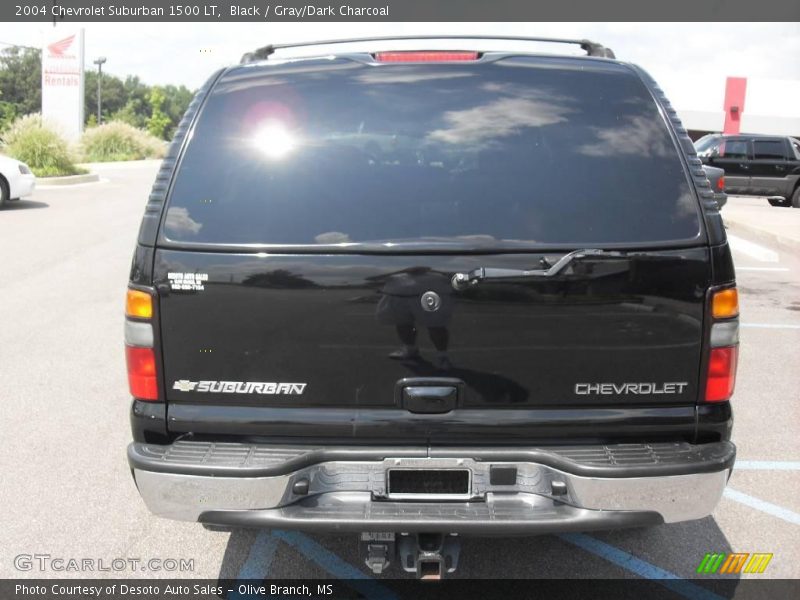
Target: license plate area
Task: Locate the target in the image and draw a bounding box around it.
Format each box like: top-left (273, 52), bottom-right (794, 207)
top-left (387, 469), bottom-right (470, 499)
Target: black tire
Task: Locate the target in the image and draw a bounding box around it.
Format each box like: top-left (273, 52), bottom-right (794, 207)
top-left (0, 177), bottom-right (9, 209)
top-left (768, 197), bottom-right (791, 208)
top-left (792, 186), bottom-right (800, 209)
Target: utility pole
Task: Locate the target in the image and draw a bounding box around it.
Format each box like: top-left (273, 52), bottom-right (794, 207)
top-left (93, 56), bottom-right (106, 124)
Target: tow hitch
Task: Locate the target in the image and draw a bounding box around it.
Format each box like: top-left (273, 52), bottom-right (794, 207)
top-left (360, 532), bottom-right (461, 579)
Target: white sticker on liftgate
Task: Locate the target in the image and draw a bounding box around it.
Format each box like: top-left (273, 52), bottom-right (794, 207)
top-left (168, 272), bottom-right (208, 291)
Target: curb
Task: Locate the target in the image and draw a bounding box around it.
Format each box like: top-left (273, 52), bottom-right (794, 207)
top-left (723, 214), bottom-right (800, 254)
top-left (36, 172), bottom-right (101, 186)
top-left (77, 159), bottom-right (163, 170)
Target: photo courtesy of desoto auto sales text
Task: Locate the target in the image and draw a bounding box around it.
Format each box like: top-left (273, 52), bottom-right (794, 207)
top-left (1, 1), bottom-right (799, 599)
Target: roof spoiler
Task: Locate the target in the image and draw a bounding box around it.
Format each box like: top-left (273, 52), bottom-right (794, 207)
top-left (240, 35), bottom-right (616, 63)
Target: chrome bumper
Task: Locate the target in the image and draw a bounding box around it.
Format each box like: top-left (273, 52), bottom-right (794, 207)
top-left (130, 441), bottom-right (734, 532)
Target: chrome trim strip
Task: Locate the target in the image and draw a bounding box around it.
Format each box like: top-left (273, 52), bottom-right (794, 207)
top-left (133, 457), bottom-right (729, 525)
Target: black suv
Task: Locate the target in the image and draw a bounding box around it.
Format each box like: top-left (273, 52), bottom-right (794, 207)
top-left (695, 133), bottom-right (800, 207)
top-left (125, 37), bottom-right (738, 578)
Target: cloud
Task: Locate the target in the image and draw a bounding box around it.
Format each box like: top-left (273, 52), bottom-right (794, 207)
top-left (577, 115), bottom-right (674, 158)
top-left (164, 207), bottom-right (202, 235)
top-left (427, 90), bottom-right (572, 146)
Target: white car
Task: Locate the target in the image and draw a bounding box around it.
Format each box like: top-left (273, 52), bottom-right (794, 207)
top-left (0, 154), bottom-right (36, 208)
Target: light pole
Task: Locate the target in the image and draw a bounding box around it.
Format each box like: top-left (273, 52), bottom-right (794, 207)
top-left (93, 57), bottom-right (106, 124)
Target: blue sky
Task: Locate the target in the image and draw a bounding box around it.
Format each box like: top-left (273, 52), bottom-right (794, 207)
top-left (3, 22), bottom-right (799, 111)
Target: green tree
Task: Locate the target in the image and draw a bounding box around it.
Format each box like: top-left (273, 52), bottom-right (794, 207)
top-left (0, 44), bottom-right (193, 138)
top-left (84, 70), bottom-right (127, 124)
top-left (160, 84), bottom-right (193, 137)
top-left (111, 100), bottom-right (146, 128)
top-left (146, 87), bottom-right (170, 140)
top-left (0, 46), bottom-right (42, 116)
top-left (0, 99), bottom-right (19, 132)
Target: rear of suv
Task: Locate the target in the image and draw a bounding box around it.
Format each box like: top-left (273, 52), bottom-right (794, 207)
top-left (695, 133), bottom-right (800, 207)
top-left (126, 37), bottom-right (737, 577)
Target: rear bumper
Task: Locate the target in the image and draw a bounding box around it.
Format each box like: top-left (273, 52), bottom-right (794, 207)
top-left (12, 173), bottom-right (36, 199)
top-left (128, 440), bottom-right (734, 534)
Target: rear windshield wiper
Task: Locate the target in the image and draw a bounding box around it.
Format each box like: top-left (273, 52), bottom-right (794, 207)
top-left (451, 248), bottom-right (629, 290)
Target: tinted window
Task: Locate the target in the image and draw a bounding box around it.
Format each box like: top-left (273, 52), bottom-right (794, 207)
top-left (753, 140), bottom-right (786, 160)
top-left (694, 136), bottom-right (720, 157)
top-left (163, 58), bottom-right (701, 247)
top-left (719, 140), bottom-right (749, 160)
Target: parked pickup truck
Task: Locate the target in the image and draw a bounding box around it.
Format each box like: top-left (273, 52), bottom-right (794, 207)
top-left (695, 133), bottom-right (800, 207)
top-left (126, 36), bottom-right (738, 578)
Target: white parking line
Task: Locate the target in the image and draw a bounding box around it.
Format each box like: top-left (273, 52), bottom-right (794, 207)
top-left (737, 267), bottom-right (790, 272)
top-left (724, 488), bottom-right (800, 526)
top-left (736, 461), bottom-right (800, 470)
top-left (741, 323), bottom-right (800, 330)
top-left (728, 234), bottom-right (780, 263)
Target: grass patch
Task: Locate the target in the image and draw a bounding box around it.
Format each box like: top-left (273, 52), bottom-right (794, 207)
top-left (2, 114), bottom-right (81, 177)
top-left (80, 121), bottom-right (166, 162)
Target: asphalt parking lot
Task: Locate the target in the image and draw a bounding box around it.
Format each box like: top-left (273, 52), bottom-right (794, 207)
top-left (1, 161), bottom-right (798, 594)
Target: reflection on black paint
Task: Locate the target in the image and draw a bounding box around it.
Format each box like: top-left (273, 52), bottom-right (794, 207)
top-left (373, 267), bottom-right (529, 403)
top-left (243, 269), bottom-right (319, 289)
top-left (374, 267), bottom-right (454, 370)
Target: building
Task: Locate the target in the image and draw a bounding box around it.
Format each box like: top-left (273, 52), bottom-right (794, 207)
top-left (677, 76), bottom-right (800, 141)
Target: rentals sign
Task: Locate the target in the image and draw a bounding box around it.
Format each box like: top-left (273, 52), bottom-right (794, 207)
top-left (41, 28), bottom-right (85, 141)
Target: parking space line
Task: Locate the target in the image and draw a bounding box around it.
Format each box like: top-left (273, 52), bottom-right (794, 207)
top-left (736, 267), bottom-right (790, 272)
top-left (558, 533), bottom-right (725, 600)
top-left (228, 531), bottom-right (280, 598)
top-left (735, 461), bottom-right (800, 470)
top-left (272, 531), bottom-right (399, 600)
top-left (724, 488), bottom-right (800, 525)
top-left (238, 531), bottom-right (280, 578)
top-left (727, 235), bottom-right (780, 263)
top-left (741, 323), bottom-right (800, 330)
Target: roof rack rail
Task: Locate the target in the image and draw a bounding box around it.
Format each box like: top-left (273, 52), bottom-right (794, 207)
top-left (240, 35), bottom-right (616, 64)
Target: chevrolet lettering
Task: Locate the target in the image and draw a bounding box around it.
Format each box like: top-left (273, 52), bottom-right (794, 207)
top-left (575, 382), bottom-right (690, 395)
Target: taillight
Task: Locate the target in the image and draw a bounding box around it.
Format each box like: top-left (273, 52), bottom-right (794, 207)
top-left (705, 287), bottom-right (739, 403)
top-left (125, 287), bottom-right (159, 401)
top-left (126, 289), bottom-right (153, 319)
top-left (126, 346), bottom-right (158, 400)
top-left (706, 347), bottom-right (738, 402)
top-left (712, 288), bottom-right (738, 319)
top-left (717, 176), bottom-right (725, 191)
top-left (375, 51), bottom-right (479, 63)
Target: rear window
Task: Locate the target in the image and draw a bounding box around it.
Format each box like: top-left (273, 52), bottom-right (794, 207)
top-left (162, 57), bottom-right (702, 248)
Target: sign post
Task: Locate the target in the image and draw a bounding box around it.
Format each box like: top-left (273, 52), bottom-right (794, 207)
top-left (41, 28), bottom-right (85, 142)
